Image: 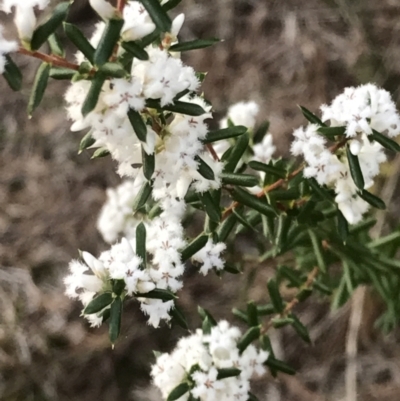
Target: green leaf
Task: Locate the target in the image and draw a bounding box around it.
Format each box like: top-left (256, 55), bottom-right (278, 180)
top-left (64, 22), bottom-right (95, 63)
top-left (299, 105), bottom-right (325, 126)
top-left (267, 278), bottom-right (284, 313)
top-left (109, 296), bottom-right (122, 344)
top-left (370, 129), bottom-right (400, 152)
top-left (203, 126), bottom-right (247, 144)
top-left (232, 308), bottom-right (248, 323)
top-left (237, 326), bottom-right (261, 354)
top-left (94, 18), bottom-right (124, 66)
top-left (135, 288), bottom-right (176, 301)
top-left (49, 67), bottom-right (75, 80)
top-left (199, 192), bottom-right (221, 222)
top-left (296, 288), bottom-right (313, 301)
top-left (91, 147), bottom-right (110, 159)
top-left (27, 62), bottom-right (50, 116)
top-left (337, 209), bottom-right (348, 243)
top-left (358, 189), bottom-right (386, 210)
top-left (317, 126), bottom-right (346, 138)
top-left (121, 41), bottom-right (149, 60)
top-left (139, 0), bottom-right (172, 32)
top-left (248, 161), bottom-right (286, 178)
top-left (233, 208), bottom-right (256, 232)
top-left (253, 120), bottom-right (270, 144)
top-left (307, 229), bottom-right (327, 273)
top-left (278, 265), bottom-right (303, 287)
top-left (223, 263), bottom-right (242, 274)
top-left (31, 2), bottom-right (70, 50)
top-left (112, 279), bottom-right (126, 296)
top-left (196, 156), bottom-right (215, 180)
top-left (221, 172), bottom-right (259, 187)
top-left (198, 306), bottom-right (217, 325)
top-left (216, 368), bottom-right (241, 380)
top-left (136, 222), bottom-right (147, 269)
top-left (271, 317), bottom-right (295, 328)
top-left (136, 29), bottom-right (162, 48)
top-left (290, 314), bottom-right (311, 343)
top-left (232, 187), bottom-right (276, 217)
top-left (223, 132), bottom-right (250, 173)
top-left (275, 214), bottom-right (292, 253)
top-left (3, 55), bottom-right (22, 91)
top-left (170, 305), bottom-right (189, 330)
top-left (332, 275), bottom-right (350, 310)
top-left (346, 145), bottom-right (365, 190)
top-left (79, 132), bottom-right (95, 153)
top-left (142, 146), bottom-right (155, 180)
top-left (162, 0), bottom-right (182, 11)
top-left (265, 357), bottom-right (296, 375)
top-left (167, 382), bottom-right (190, 401)
top-left (216, 213), bottom-right (238, 242)
top-left (145, 99), bottom-right (206, 116)
top-left (257, 304), bottom-right (275, 315)
top-left (81, 72), bottom-right (106, 116)
top-left (48, 33), bottom-right (65, 57)
top-left (99, 62), bottom-right (128, 78)
top-left (127, 109), bottom-right (147, 142)
top-left (247, 301), bottom-right (259, 326)
top-left (169, 38), bottom-right (220, 52)
top-left (181, 234), bottom-right (208, 262)
top-left (84, 292), bottom-right (113, 314)
top-left (132, 180), bottom-right (153, 212)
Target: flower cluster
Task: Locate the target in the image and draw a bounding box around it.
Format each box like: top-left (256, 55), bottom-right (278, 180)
top-left (65, 197), bottom-right (188, 328)
top-left (151, 320), bottom-right (269, 401)
top-left (292, 84), bottom-right (400, 224)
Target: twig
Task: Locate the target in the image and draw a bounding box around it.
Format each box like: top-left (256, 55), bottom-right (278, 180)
top-left (17, 47), bottom-right (80, 71)
top-left (117, 0), bottom-right (126, 13)
top-left (261, 267), bottom-right (319, 335)
top-left (206, 143), bottom-right (220, 162)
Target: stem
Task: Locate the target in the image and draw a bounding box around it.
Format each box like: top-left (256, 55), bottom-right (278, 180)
top-left (261, 266), bottom-right (319, 335)
top-left (18, 47), bottom-right (80, 71)
top-left (206, 143), bottom-right (220, 162)
top-left (117, 0), bottom-right (126, 13)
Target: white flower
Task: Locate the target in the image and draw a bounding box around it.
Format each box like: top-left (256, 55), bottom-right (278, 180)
top-left (1, 0), bottom-right (50, 41)
top-left (122, 1), bottom-right (156, 41)
top-left (192, 367), bottom-right (225, 400)
top-left (89, 0), bottom-right (116, 20)
top-left (192, 239), bottom-right (226, 275)
top-left (220, 101), bottom-right (259, 130)
top-left (0, 25), bottom-right (17, 73)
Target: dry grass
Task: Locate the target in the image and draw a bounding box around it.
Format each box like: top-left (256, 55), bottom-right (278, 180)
top-left (1, 0), bottom-right (400, 400)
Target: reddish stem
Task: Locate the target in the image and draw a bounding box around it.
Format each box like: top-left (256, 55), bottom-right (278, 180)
top-left (18, 47), bottom-right (80, 71)
top-left (206, 143), bottom-right (220, 162)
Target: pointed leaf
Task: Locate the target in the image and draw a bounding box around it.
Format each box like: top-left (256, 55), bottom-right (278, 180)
top-left (170, 305), bottom-right (189, 330)
top-left (64, 22), bottom-right (95, 63)
top-left (28, 62), bottom-right (50, 116)
top-left (223, 132), bottom-right (249, 173)
top-left (169, 38), bottom-right (220, 52)
top-left (299, 105), bottom-right (325, 126)
top-left (290, 314), bottom-right (311, 343)
top-left (203, 125), bottom-right (247, 144)
top-left (267, 278), bottom-right (284, 313)
top-left (307, 229), bottom-right (327, 273)
top-left (317, 126), bottom-right (346, 138)
top-left (142, 146), bottom-right (155, 180)
top-left (79, 132), bottom-right (95, 153)
top-left (237, 326), bottom-right (261, 354)
top-left (337, 209), bottom-right (348, 243)
top-left (128, 109), bottom-right (147, 142)
top-left (346, 145), bottom-right (364, 190)
top-left (145, 99), bottom-right (206, 116)
top-left (265, 357), bottom-right (296, 375)
top-left (84, 292), bottom-right (113, 314)
top-left (199, 192), bottom-right (221, 222)
top-left (247, 301), bottom-right (259, 327)
top-left (181, 234), bottom-right (208, 262)
top-left (221, 173), bottom-right (259, 187)
top-left (136, 222), bottom-right (147, 269)
top-left (370, 129), bottom-right (400, 152)
top-left (167, 382), bottom-right (190, 401)
top-left (217, 368), bottom-right (241, 380)
top-left (99, 62), bottom-right (128, 78)
top-left (3, 55), bottom-right (22, 91)
top-left (196, 156), bottom-right (215, 180)
top-left (94, 18), bottom-right (124, 66)
top-left (135, 288), bottom-right (176, 301)
top-left (358, 189), bottom-right (386, 210)
top-left (132, 180), bottom-right (153, 212)
top-left (31, 2), bottom-right (70, 50)
top-left (139, 0), bottom-right (172, 32)
top-left (216, 213), bottom-right (238, 242)
top-left (232, 187), bottom-right (276, 217)
top-left (248, 160), bottom-right (286, 178)
top-left (49, 67), bottom-right (75, 80)
top-left (47, 33), bottom-right (65, 57)
top-left (121, 41), bottom-right (149, 60)
top-left (82, 72), bottom-right (106, 116)
top-left (109, 296), bottom-right (122, 344)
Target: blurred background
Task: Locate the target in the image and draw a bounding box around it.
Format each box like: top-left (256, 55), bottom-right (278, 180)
top-left (2, 0), bottom-right (400, 400)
